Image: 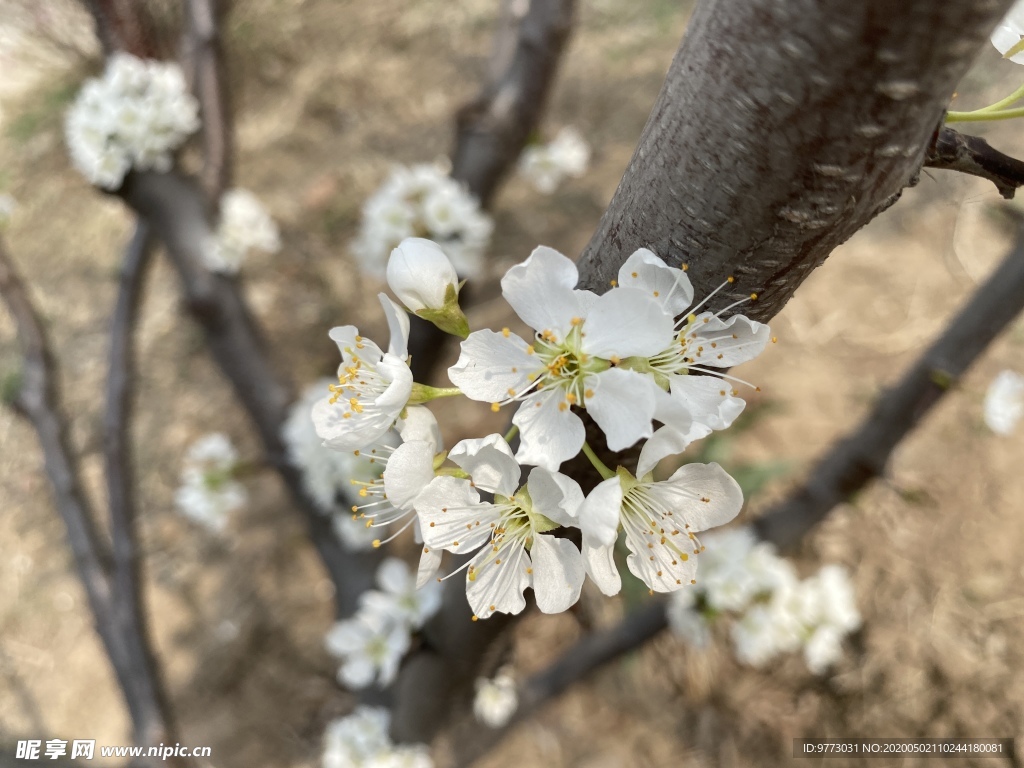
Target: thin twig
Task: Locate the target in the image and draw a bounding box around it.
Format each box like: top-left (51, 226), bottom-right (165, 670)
top-left (118, 169), bottom-right (379, 615)
top-left (182, 0), bottom-right (233, 201)
top-left (926, 126), bottom-right (1024, 199)
top-left (80, 0), bottom-right (162, 58)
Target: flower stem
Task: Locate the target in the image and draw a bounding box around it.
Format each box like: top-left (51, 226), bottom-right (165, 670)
top-left (581, 440), bottom-right (616, 480)
top-left (408, 383), bottom-right (462, 404)
top-left (503, 425), bottom-right (519, 444)
top-left (973, 81), bottom-right (1024, 113)
top-left (946, 106), bottom-right (1024, 123)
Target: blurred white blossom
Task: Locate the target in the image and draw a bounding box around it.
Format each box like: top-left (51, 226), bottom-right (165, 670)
top-left (325, 608), bottom-right (410, 689)
top-left (65, 52), bottom-right (199, 189)
top-left (517, 127), bottom-right (590, 194)
top-left (174, 433), bottom-right (246, 532)
top-left (984, 369), bottom-right (1024, 435)
top-left (203, 188), bottom-right (281, 274)
top-left (0, 194), bottom-right (16, 225)
top-left (473, 668), bottom-right (518, 728)
top-left (991, 0), bottom-right (1024, 64)
top-left (323, 707), bottom-right (432, 768)
top-left (358, 557), bottom-right (442, 630)
top-left (352, 163), bottom-right (492, 278)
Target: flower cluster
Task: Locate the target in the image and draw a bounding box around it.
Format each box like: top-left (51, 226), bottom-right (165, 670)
top-left (666, 527), bottom-right (861, 674)
top-left (309, 237), bottom-right (772, 621)
top-left (202, 188), bottom-right (281, 274)
top-left (351, 163), bottom-right (493, 278)
top-left (325, 558), bottom-right (441, 689)
top-left (174, 433), bottom-right (246, 532)
top-left (65, 53), bottom-right (200, 189)
top-left (992, 0), bottom-right (1024, 64)
top-left (984, 369), bottom-right (1024, 435)
top-left (322, 706), bottom-right (432, 768)
top-left (517, 127), bottom-right (591, 194)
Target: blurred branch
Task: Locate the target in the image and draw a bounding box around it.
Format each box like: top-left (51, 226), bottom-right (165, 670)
top-left (0, 235), bottom-right (180, 763)
top-left (182, 0), bottom-right (233, 201)
top-left (80, 0), bottom-right (163, 58)
top-left (118, 170), bottom-right (379, 615)
top-left (754, 219), bottom-right (1024, 549)
top-left (925, 125), bottom-right (1024, 200)
top-left (451, 0), bottom-right (576, 207)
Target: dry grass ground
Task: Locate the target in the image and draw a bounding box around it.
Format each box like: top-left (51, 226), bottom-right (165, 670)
top-left (1, 1), bottom-right (1023, 766)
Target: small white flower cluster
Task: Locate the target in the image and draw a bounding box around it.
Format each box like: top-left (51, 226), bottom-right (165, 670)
top-left (351, 164), bottom-right (493, 279)
top-left (65, 53), bottom-right (200, 189)
top-left (517, 127), bottom-right (591, 194)
top-left (322, 706), bottom-right (432, 768)
top-left (202, 188), bottom-right (281, 274)
top-left (983, 369), bottom-right (1024, 435)
top-left (325, 558), bottom-right (441, 689)
top-left (0, 194), bottom-right (16, 226)
top-left (174, 433), bottom-right (246, 532)
top-left (473, 668), bottom-right (518, 728)
top-left (666, 527), bottom-right (861, 674)
top-left (310, 237), bottom-right (772, 621)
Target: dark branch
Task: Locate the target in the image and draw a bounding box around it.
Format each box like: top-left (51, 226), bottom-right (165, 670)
top-left (0, 236), bottom-right (180, 764)
top-left (452, 600), bottom-right (668, 767)
top-left (80, 0), bottom-right (163, 58)
top-left (754, 218), bottom-right (1024, 550)
top-left (103, 222), bottom-right (181, 751)
top-left (925, 125), bottom-right (1024, 200)
top-left (450, 0), bottom-right (576, 206)
top-left (182, 0), bottom-right (233, 201)
top-left (118, 170), bottom-right (379, 615)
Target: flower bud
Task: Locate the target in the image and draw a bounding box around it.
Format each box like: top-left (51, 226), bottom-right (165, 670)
top-left (387, 237), bottom-right (470, 338)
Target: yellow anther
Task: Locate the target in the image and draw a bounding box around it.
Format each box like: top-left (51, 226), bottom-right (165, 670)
top-left (501, 327), bottom-right (510, 338)
top-left (584, 388), bottom-right (594, 399)
top-left (682, 264), bottom-right (689, 272)
top-left (526, 345), bottom-right (535, 355)
top-left (491, 402), bottom-right (501, 412)
top-left (610, 279), bottom-right (618, 287)
top-left (507, 388), bottom-right (517, 396)
top-left (372, 539), bottom-right (381, 548)
top-left (631, 271), bottom-right (638, 278)
top-left (609, 355), bottom-right (621, 365)
top-left (771, 336), bottom-right (778, 343)
top-left (727, 276), bottom-right (735, 283)
top-left (750, 292), bottom-right (758, 300)
top-left (565, 392), bottom-right (577, 404)
top-left (471, 615), bottom-right (479, 621)
top-left (558, 401), bottom-right (568, 412)
top-left (653, 290), bottom-right (660, 297)
top-left (570, 317), bottom-right (583, 326)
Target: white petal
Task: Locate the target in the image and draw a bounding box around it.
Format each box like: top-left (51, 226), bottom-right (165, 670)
top-left (467, 545), bottom-right (531, 619)
top-left (578, 476), bottom-right (623, 547)
top-left (530, 534), bottom-right (585, 613)
top-left (312, 395), bottom-right (393, 452)
top-left (582, 540), bottom-right (621, 596)
top-left (622, 523), bottom-right (699, 593)
top-left (500, 245), bottom-right (582, 340)
top-left (616, 248), bottom-right (694, 316)
top-left (637, 422), bottom-right (711, 478)
top-left (387, 237), bottom-right (458, 312)
top-left (375, 557), bottom-right (412, 594)
top-left (526, 468), bottom-right (584, 527)
top-left (396, 405), bottom-right (442, 449)
top-left (657, 462), bottom-right (744, 532)
top-left (414, 476), bottom-right (496, 553)
top-left (581, 286), bottom-right (676, 359)
top-left (512, 390), bottom-right (586, 471)
top-left (374, 354), bottom-right (414, 412)
top-left (669, 373), bottom-right (746, 431)
top-left (448, 434), bottom-right (521, 497)
top-left (448, 329), bottom-right (536, 402)
top-left (984, 369), bottom-right (1024, 435)
top-left (329, 325), bottom-right (384, 364)
top-left (416, 546), bottom-right (443, 589)
top-left (586, 368), bottom-right (657, 451)
top-left (384, 441), bottom-right (437, 509)
top-left (339, 657), bottom-right (376, 689)
top-left (690, 313), bottom-right (770, 367)
top-left (378, 292), bottom-right (411, 360)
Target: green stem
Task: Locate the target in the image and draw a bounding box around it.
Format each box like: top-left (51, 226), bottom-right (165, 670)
top-left (974, 81), bottom-right (1024, 113)
top-left (408, 383), bottom-right (462, 404)
top-left (581, 440), bottom-right (616, 480)
top-left (503, 425), bottom-right (519, 444)
top-left (946, 106), bottom-right (1024, 123)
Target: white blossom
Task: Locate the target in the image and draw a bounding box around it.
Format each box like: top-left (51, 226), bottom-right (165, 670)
top-left (983, 369), bottom-right (1024, 435)
top-left (473, 669), bottom-right (518, 727)
top-left (517, 126), bottom-right (591, 194)
top-left (322, 707), bottom-right (433, 768)
top-left (0, 194), bottom-right (16, 225)
top-left (414, 434), bottom-right (586, 619)
top-left (665, 587), bottom-right (711, 648)
top-left (352, 163), bottom-right (492, 279)
top-left (579, 462), bottom-right (743, 596)
top-left (203, 188), bottom-right (280, 274)
top-left (992, 0), bottom-right (1024, 64)
top-left (386, 237), bottom-right (459, 313)
top-left (174, 433), bottom-right (246, 532)
top-left (65, 52), bottom-right (199, 189)
top-left (359, 557), bottom-right (442, 630)
top-left (313, 294), bottom-right (413, 452)
top-left (449, 246), bottom-right (676, 470)
top-left (325, 608), bottom-right (411, 689)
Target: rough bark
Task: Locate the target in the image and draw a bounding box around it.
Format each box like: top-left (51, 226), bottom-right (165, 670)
top-left (577, 0), bottom-right (1014, 320)
top-left (926, 126), bottom-right (1024, 199)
